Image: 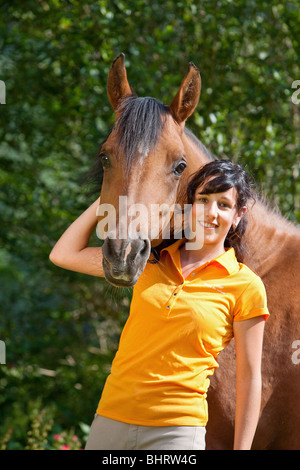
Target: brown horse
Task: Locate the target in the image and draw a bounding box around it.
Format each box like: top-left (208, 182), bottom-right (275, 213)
top-left (96, 54), bottom-right (300, 449)
top-left (207, 204), bottom-right (300, 450)
top-left (97, 53), bottom-right (213, 287)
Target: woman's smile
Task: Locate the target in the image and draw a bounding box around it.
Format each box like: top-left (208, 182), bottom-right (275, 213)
top-left (198, 220), bottom-right (219, 230)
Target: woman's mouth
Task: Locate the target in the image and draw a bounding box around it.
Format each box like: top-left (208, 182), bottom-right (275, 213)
top-left (199, 221), bottom-right (218, 229)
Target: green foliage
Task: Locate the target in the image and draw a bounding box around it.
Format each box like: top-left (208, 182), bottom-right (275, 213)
top-left (0, 0), bottom-right (299, 449)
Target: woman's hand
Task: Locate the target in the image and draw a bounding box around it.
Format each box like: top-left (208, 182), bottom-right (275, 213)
top-left (49, 197), bottom-right (105, 277)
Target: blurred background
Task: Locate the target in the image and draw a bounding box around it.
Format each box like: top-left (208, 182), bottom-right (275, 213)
top-left (0, 0), bottom-right (299, 449)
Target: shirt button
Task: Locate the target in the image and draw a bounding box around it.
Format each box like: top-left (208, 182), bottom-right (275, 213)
top-left (167, 306), bottom-right (170, 309)
top-left (192, 272), bottom-right (195, 275)
top-left (174, 293), bottom-right (177, 296)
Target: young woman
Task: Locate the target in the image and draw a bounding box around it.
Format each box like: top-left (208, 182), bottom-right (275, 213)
top-left (49, 160), bottom-right (269, 450)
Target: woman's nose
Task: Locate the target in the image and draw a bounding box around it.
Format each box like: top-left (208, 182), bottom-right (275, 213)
top-left (206, 201), bottom-right (218, 218)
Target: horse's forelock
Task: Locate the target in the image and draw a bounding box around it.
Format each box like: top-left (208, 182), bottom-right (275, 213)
top-left (114, 95), bottom-right (170, 171)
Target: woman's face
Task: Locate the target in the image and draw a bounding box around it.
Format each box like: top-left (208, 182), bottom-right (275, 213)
top-left (190, 180), bottom-right (246, 249)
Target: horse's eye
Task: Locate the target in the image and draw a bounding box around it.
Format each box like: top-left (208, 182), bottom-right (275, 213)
top-left (99, 153), bottom-right (111, 169)
top-left (174, 162), bottom-right (187, 176)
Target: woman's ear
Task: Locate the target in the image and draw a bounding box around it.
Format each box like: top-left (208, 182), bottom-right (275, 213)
top-left (234, 206), bottom-right (247, 227)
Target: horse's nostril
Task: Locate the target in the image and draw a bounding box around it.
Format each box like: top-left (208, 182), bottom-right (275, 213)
top-left (140, 238), bottom-right (150, 257)
top-left (130, 237), bottom-right (150, 259)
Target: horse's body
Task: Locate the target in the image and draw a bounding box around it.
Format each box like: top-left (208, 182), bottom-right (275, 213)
top-left (206, 204), bottom-right (300, 449)
top-left (96, 54), bottom-right (300, 449)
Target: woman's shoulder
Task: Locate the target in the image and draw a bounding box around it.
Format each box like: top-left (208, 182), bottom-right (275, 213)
top-left (236, 261), bottom-right (267, 293)
top-left (233, 262), bottom-right (269, 320)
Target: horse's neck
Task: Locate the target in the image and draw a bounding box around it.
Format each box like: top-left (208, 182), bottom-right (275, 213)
top-left (244, 199), bottom-right (300, 276)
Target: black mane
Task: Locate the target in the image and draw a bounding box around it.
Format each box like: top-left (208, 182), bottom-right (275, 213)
top-left (183, 127), bottom-right (215, 161)
top-left (114, 95), bottom-right (170, 172)
top-left (114, 95), bottom-right (214, 171)
top-left (83, 95), bottom-right (214, 193)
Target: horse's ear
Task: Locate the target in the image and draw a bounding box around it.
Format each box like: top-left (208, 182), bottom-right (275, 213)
top-left (169, 62), bottom-right (201, 125)
top-left (107, 53), bottom-right (133, 111)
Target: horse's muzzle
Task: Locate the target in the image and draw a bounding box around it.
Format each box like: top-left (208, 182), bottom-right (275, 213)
top-left (102, 236), bottom-right (151, 287)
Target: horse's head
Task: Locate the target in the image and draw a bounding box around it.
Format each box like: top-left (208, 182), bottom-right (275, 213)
top-left (97, 53), bottom-right (211, 287)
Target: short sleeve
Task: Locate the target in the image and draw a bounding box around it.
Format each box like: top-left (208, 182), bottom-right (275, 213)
top-left (233, 276), bottom-right (269, 322)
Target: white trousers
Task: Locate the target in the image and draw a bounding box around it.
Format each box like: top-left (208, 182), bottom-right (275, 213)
top-left (85, 415), bottom-right (206, 450)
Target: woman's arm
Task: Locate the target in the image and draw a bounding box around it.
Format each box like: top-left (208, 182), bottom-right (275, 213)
top-left (49, 197), bottom-right (105, 277)
top-left (233, 316), bottom-right (266, 450)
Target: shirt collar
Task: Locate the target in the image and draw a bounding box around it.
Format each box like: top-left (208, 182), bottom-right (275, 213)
top-left (161, 238), bottom-right (239, 275)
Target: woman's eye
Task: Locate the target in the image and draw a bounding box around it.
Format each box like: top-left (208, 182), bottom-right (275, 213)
top-left (219, 202), bottom-right (230, 209)
top-left (197, 197), bottom-right (208, 203)
top-left (99, 153), bottom-right (111, 169)
top-left (173, 162), bottom-right (187, 176)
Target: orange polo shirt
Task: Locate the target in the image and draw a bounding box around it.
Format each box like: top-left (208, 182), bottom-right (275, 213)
top-left (97, 238), bottom-right (269, 427)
